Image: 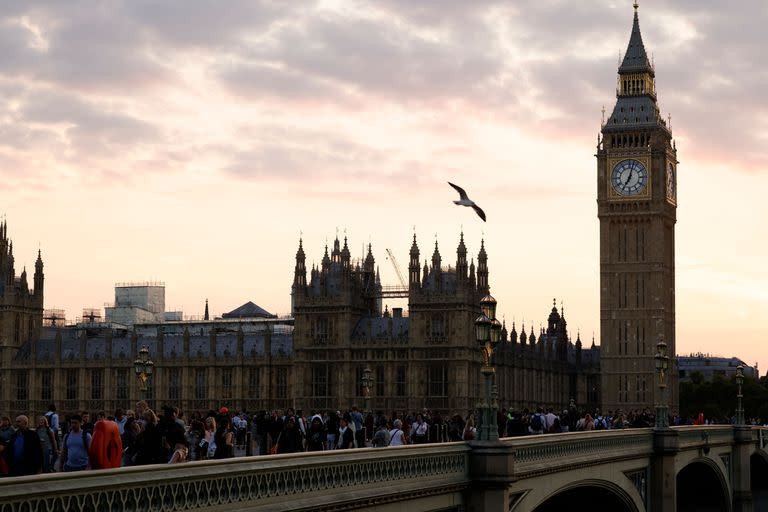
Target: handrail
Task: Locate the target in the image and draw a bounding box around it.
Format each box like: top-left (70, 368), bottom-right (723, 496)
top-left (0, 443), bottom-right (470, 512)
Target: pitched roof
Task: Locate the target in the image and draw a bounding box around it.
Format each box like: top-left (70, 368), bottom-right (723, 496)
top-left (222, 301), bottom-right (274, 319)
top-left (619, 9), bottom-right (653, 75)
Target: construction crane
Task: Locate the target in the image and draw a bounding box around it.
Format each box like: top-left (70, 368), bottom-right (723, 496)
top-left (385, 248), bottom-right (407, 289)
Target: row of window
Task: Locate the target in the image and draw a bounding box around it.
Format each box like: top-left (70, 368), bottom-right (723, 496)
top-left (310, 365), bottom-right (448, 398)
top-left (12, 367), bottom-right (289, 402)
top-left (617, 375), bottom-right (648, 404)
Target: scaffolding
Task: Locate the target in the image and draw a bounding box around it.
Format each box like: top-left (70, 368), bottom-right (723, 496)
top-left (43, 309), bottom-right (66, 327)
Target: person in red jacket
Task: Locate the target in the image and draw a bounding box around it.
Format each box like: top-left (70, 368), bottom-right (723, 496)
top-left (89, 420), bottom-right (123, 469)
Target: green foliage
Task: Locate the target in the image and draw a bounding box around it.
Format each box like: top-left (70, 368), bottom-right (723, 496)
top-left (680, 375), bottom-right (768, 422)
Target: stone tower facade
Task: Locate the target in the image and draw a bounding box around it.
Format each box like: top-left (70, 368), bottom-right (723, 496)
top-left (597, 5), bottom-right (678, 414)
top-left (291, 234), bottom-right (487, 412)
top-left (0, 220), bottom-right (45, 413)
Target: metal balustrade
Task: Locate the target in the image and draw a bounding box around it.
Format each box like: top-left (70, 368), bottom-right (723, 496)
top-left (0, 443), bottom-right (471, 512)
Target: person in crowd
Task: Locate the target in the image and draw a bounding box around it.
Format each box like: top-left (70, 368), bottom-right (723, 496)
top-left (337, 417), bottom-right (355, 449)
top-left (35, 415), bottom-right (58, 473)
top-left (186, 419), bottom-right (204, 461)
top-left (326, 411), bottom-right (340, 450)
top-left (529, 407), bottom-right (546, 435)
top-left (213, 416), bottom-right (235, 459)
top-left (81, 412), bottom-right (94, 435)
top-left (306, 416), bottom-right (326, 452)
top-left (389, 419), bottom-right (407, 446)
top-left (158, 406), bottom-right (185, 460)
top-left (583, 413), bottom-right (595, 431)
top-left (60, 414), bottom-right (91, 472)
top-left (89, 419), bottom-right (123, 469)
top-left (44, 404), bottom-right (60, 438)
top-left (254, 411), bottom-right (269, 456)
top-left (410, 413), bottom-right (429, 444)
top-left (0, 416), bottom-right (14, 444)
top-left (276, 417), bottom-right (304, 454)
top-left (349, 406), bottom-right (364, 448)
top-left (201, 416), bottom-right (217, 459)
top-left (168, 440), bottom-right (189, 464)
top-left (0, 439), bottom-right (8, 476)
top-left (135, 401), bottom-right (149, 428)
top-left (121, 415), bottom-right (141, 466)
top-left (134, 409), bottom-right (166, 466)
top-left (114, 408), bottom-right (127, 435)
top-left (371, 422), bottom-right (391, 448)
top-left (6, 415), bottom-right (43, 476)
top-left (463, 415), bottom-right (477, 441)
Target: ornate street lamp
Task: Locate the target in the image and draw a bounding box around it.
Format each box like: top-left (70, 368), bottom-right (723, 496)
top-left (735, 363), bottom-right (745, 425)
top-left (133, 345), bottom-right (154, 399)
top-left (654, 337), bottom-right (669, 429)
top-left (361, 366), bottom-right (373, 414)
top-left (476, 294), bottom-right (502, 441)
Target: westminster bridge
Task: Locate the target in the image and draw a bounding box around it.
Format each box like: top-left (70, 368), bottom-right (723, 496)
top-left (1, 426), bottom-right (767, 512)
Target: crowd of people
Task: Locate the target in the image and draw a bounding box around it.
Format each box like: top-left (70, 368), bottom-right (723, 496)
top-left (0, 402), bottom-right (761, 477)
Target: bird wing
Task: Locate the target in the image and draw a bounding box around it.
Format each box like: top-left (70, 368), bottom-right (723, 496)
top-left (448, 182), bottom-right (469, 201)
top-left (472, 204), bottom-right (486, 222)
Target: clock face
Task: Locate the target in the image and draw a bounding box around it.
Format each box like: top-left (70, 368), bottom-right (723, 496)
top-left (667, 163), bottom-right (676, 201)
top-left (611, 159), bottom-right (648, 196)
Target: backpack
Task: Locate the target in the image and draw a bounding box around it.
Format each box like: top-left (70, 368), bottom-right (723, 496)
top-left (595, 417), bottom-right (606, 430)
top-left (64, 430), bottom-right (90, 452)
top-left (531, 414), bottom-right (543, 431)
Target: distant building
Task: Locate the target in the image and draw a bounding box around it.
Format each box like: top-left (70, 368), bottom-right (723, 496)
top-left (104, 282), bottom-right (166, 327)
top-left (678, 354), bottom-right (758, 383)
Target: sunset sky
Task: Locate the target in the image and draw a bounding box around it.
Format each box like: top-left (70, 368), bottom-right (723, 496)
top-left (2, 1), bottom-right (766, 372)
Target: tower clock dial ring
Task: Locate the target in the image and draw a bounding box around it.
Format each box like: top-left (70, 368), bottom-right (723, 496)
top-left (611, 159), bottom-right (648, 196)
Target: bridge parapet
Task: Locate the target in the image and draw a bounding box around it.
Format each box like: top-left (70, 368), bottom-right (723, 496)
top-left (675, 425), bottom-right (734, 452)
top-left (0, 443), bottom-right (471, 512)
top-left (502, 429), bottom-right (654, 477)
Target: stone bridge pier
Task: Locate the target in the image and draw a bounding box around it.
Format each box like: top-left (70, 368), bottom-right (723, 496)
top-left (468, 426), bottom-right (768, 512)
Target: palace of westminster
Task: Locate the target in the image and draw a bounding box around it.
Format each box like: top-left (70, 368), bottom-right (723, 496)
top-left (1, 7), bottom-right (681, 419)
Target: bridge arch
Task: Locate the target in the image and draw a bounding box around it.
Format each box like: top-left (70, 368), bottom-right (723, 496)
top-left (752, 450), bottom-right (768, 510)
top-left (676, 458), bottom-right (731, 512)
top-left (532, 479), bottom-right (641, 512)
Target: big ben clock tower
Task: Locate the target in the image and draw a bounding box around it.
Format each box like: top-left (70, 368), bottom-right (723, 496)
top-left (598, 4), bottom-right (678, 415)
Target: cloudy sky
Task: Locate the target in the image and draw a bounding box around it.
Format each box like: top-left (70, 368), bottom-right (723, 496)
top-left (2, 1), bottom-right (767, 372)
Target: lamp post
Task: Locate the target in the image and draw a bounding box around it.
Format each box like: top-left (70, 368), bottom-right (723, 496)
top-left (361, 366), bottom-right (373, 414)
top-left (735, 364), bottom-right (745, 425)
top-left (476, 294), bottom-right (502, 441)
top-left (133, 345), bottom-right (154, 400)
top-left (654, 337), bottom-right (669, 429)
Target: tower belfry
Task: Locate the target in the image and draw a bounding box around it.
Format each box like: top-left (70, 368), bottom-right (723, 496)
top-left (597, 3), bottom-right (678, 414)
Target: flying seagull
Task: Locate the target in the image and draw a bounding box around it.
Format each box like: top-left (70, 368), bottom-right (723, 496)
top-left (448, 182), bottom-right (486, 222)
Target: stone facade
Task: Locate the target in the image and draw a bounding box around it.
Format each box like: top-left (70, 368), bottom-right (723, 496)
top-left (597, 6), bottom-right (679, 415)
top-left (0, 220), bottom-right (44, 413)
top-left (0, 227), bottom-right (600, 419)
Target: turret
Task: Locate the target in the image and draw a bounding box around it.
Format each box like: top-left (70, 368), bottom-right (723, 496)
top-left (204, 299), bottom-right (210, 321)
top-left (510, 321), bottom-right (518, 344)
top-left (456, 232), bottom-right (468, 286)
top-left (477, 239), bottom-right (489, 295)
top-left (293, 238), bottom-right (307, 289)
top-left (575, 331), bottom-right (583, 365)
top-left (408, 234), bottom-right (421, 290)
top-left (34, 249), bottom-right (44, 299)
top-left (341, 237), bottom-right (351, 271)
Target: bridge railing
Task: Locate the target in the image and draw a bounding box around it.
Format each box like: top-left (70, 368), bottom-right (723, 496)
top-left (501, 428), bottom-right (655, 477)
top-left (0, 443), bottom-right (471, 512)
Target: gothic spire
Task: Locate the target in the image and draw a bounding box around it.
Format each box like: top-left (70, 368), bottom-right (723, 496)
top-left (204, 299), bottom-right (209, 321)
top-left (619, 3), bottom-right (653, 76)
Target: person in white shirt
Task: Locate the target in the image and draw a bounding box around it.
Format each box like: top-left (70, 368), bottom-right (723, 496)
top-left (388, 419), bottom-right (406, 446)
